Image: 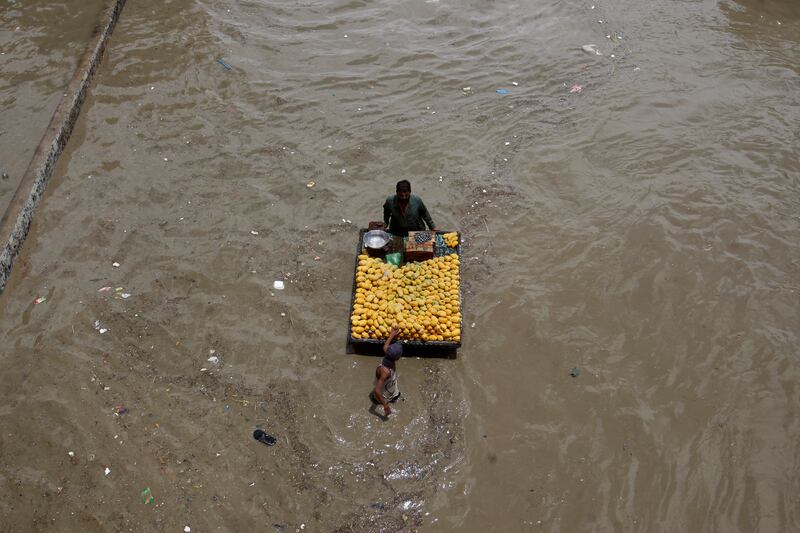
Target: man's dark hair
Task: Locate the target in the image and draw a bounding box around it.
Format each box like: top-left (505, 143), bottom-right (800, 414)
top-left (385, 343), bottom-right (403, 361)
top-left (396, 180), bottom-right (411, 193)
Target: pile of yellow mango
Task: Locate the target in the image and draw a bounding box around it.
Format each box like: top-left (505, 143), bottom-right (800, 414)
top-left (443, 232), bottom-right (459, 248)
top-left (351, 253), bottom-right (461, 342)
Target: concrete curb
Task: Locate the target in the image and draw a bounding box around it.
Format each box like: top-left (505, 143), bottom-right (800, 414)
top-left (0, 0), bottom-right (126, 294)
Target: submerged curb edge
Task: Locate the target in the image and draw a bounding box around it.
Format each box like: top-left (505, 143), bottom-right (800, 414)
top-left (0, 0), bottom-right (127, 293)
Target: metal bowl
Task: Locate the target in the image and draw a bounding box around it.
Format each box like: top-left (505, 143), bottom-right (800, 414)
top-left (363, 230), bottom-right (391, 249)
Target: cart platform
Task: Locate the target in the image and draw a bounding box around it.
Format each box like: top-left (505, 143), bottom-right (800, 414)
top-left (347, 229), bottom-right (463, 352)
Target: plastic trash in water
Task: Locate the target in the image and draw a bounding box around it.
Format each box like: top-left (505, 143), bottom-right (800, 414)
top-left (570, 84), bottom-right (583, 94)
top-left (141, 487), bottom-right (154, 505)
top-left (569, 367), bottom-right (581, 378)
top-left (496, 88), bottom-right (510, 95)
top-left (254, 429), bottom-right (277, 446)
top-left (34, 297), bottom-right (46, 305)
top-left (104, 467), bottom-right (111, 476)
top-left (581, 44), bottom-right (602, 55)
top-left (273, 280), bottom-right (285, 290)
top-left (217, 58), bottom-right (232, 70)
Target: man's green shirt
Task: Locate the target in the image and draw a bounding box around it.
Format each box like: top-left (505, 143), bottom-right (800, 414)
top-left (383, 194), bottom-right (435, 236)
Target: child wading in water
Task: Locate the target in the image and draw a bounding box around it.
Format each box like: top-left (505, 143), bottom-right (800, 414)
top-left (371, 327), bottom-right (402, 416)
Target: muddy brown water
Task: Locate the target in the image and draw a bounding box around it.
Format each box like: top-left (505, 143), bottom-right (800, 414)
top-left (0, 0), bottom-right (106, 215)
top-left (1, 0), bottom-right (799, 531)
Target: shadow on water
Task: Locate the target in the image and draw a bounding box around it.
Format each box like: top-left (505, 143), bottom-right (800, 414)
top-left (721, 0), bottom-right (800, 47)
top-left (725, 0), bottom-right (800, 19)
top-left (345, 339), bottom-right (458, 359)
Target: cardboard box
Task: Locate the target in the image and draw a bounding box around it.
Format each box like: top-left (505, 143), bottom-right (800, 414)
top-left (405, 231), bottom-right (435, 262)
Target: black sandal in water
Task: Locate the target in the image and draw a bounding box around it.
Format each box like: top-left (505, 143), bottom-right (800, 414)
top-left (253, 429), bottom-right (277, 446)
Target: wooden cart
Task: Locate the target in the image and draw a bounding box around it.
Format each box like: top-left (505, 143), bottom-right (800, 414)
top-left (347, 229), bottom-right (463, 352)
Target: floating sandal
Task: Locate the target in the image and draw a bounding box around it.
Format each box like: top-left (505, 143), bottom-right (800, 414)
top-left (253, 429), bottom-right (277, 446)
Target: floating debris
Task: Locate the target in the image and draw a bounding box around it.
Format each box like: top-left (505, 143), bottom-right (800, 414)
top-left (253, 429), bottom-right (277, 446)
top-left (581, 44), bottom-right (602, 55)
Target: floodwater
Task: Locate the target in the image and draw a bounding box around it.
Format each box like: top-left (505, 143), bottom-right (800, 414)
top-left (0, 0), bottom-right (106, 215)
top-left (1, 0), bottom-right (798, 531)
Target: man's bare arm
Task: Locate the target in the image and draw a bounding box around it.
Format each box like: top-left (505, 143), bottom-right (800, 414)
top-left (383, 326), bottom-right (400, 353)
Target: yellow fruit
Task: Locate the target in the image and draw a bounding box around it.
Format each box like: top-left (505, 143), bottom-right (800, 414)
top-left (352, 252), bottom-right (461, 341)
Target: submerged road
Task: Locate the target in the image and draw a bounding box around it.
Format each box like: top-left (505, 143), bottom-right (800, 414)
top-left (1, 0), bottom-right (798, 531)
